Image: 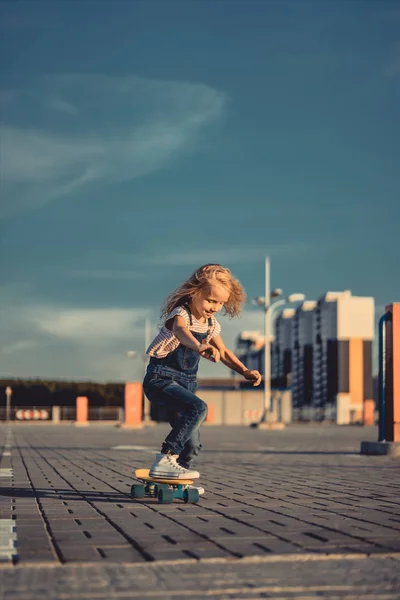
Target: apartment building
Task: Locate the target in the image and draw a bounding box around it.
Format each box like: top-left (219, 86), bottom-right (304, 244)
top-left (291, 301), bottom-right (317, 411)
top-left (235, 330), bottom-right (264, 374)
top-left (236, 291), bottom-right (374, 420)
top-left (312, 290), bottom-right (374, 418)
top-left (271, 308), bottom-right (295, 381)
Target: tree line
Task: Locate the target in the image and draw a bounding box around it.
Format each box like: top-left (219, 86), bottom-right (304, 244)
top-left (0, 379), bottom-right (124, 407)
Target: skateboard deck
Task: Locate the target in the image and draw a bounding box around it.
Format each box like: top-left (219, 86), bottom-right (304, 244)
top-left (131, 468), bottom-right (200, 504)
top-left (135, 468), bottom-right (193, 485)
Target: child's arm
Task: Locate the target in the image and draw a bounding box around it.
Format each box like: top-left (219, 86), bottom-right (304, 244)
top-left (210, 335), bottom-right (262, 386)
top-left (170, 316), bottom-right (220, 361)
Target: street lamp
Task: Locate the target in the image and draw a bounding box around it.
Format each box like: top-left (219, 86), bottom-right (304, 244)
top-left (5, 386), bottom-right (12, 423)
top-left (253, 257), bottom-right (305, 425)
top-left (126, 317), bottom-right (151, 374)
top-left (126, 349), bottom-right (152, 422)
top-left (126, 317), bottom-right (152, 421)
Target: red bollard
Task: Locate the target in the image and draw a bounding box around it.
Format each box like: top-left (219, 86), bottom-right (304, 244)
top-left (205, 403), bottom-right (215, 425)
top-left (121, 382), bottom-right (144, 428)
top-left (363, 399), bottom-right (375, 426)
top-left (76, 396), bottom-right (89, 426)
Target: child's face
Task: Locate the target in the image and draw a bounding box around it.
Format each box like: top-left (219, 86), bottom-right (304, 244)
top-left (190, 284), bottom-right (230, 322)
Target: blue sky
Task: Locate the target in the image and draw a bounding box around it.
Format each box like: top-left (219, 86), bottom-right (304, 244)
top-left (1, 0), bottom-right (399, 382)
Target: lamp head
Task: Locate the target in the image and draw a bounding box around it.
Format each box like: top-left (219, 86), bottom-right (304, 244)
top-left (287, 293), bottom-right (306, 303)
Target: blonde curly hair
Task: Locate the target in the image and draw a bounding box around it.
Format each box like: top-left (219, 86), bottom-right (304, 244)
top-left (161, 264), bottom-right (246, 321)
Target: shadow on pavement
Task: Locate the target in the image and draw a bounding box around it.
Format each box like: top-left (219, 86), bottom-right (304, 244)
top-left (202, 449), bottom-right (362, 455)
top-left (18, 447), bottom-right (364, 455)
top-left (0, 487), bottom-right (132, 501)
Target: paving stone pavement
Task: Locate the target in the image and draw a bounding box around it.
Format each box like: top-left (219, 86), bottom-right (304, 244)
top-left (0, 422), bottom-right (400, 599)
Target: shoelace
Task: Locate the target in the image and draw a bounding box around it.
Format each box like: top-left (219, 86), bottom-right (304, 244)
top-left (166, 454), bottom-right (187, 472)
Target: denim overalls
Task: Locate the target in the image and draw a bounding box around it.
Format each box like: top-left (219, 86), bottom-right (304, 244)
top-left (143, 305), bottom-right (212, 468)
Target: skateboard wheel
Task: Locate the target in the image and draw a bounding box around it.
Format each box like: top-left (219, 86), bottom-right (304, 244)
top-left (158, 488), bottom-right (174, 504)
top-left (184, 488), bottom-right (200, 504)
top-left (154, 483), bottom-right (168, 497)
top-left (131, 484), bottom-right (145, 498)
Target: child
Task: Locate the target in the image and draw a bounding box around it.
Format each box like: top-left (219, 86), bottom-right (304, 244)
top-left (143, 264), bottom-right (262, 480)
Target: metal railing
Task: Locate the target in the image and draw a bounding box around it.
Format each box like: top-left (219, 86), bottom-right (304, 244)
top-left (0, 406), bottom-right (121, 422)
top-left (0, 406), bottom-right (51, 421)
top-left (88, 407), bottom-right (121, 421)
top-left (378, 311), bottom-right (392, 442)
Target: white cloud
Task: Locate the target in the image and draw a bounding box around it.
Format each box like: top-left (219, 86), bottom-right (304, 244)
top-left (27, 306), bottom-right (149, 343)
top-left (0, 301), bottom-right (157, 381)
top-left (1, 126), bottom-right (104, 183)
top-left (1, 341), bottom-right (37, 355)
top-left (62, 243), bottom-right (313, 282)
top-left (385, 61), bottom-right (400, 77)
top-left (140, 243), bottom-right (312, 268)
top-left (0, 290), bottom-right (263, 382)
top-left (48, 97), bottom-right (78, 115)
top-left (0, 74), bottom-right (227, 217)
top-left (66, 269), bottom-right (154, 281)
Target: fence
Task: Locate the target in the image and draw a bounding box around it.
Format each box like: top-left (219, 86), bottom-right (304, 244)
top-left (88, 407), bottom-right (121, 421)
top-left (0, 406), bottom-right (121, 422)
top-left (183, 389), bottom-right (292, 425)
top-left (0, 406), bottom-right (51, 421)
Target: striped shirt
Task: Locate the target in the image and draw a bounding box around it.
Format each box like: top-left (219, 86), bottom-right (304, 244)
top-left (146, 306), bottom-right (221, 358)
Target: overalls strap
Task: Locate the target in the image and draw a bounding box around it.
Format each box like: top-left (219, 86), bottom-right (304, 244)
top-left (182, 304), bottom-right (193, 326)
top-left (183, 303), bottom-right (213, 329)
top-left (148, 304), bottom-right (214, 375)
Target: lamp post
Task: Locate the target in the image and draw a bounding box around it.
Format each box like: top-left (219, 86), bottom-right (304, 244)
top-left (5, 386), bottom-right (12, 422)
top-left (127, 317), bottom-right (152, 422)
top-left (253, 257), bottom-right (305, 425)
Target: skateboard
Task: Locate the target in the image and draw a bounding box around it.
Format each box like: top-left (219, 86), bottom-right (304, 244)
top-left (131, 469), bottom-right (200, 504)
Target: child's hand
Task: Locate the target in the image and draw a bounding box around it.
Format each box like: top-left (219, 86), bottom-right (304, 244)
top-left (243, 370), bottom-right (262, 386)
top-left (198, 343), bottom-right (220, 363)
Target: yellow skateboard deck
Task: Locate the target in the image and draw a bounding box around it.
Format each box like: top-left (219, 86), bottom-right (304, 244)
top-left (135, 468), bottom-right (193, 485)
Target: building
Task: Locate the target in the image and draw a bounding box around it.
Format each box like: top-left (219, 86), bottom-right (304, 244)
top-left (271, 308), bottom-right (295, 382)
top-left (312, 290), bottom-right (374, 420)
top-left (236, 290), bottom-right (375, 422)
top-left (235, 330), bottom-right (264, 374)
top-left (291, 301), bottom-right (317, 414)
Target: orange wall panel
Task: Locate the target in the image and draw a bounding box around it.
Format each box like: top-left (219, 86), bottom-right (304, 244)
top-left (205, 403), bottom-right (215, 424)
top-left (76, 396), bottom-right (88, 423)
top-left (349, 338), bottom-right (363, 407)
top-left (363, 399), bottom-right (375, 426)
top-left (124, 382), bottom-right (143, 426)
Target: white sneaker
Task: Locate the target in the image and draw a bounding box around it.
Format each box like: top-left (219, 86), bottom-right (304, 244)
top-left (149, 453), bottom-right (200, 480)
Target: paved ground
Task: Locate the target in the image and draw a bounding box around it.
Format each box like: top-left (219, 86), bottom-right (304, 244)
top-left (1, 422), bottom-right (400, 599)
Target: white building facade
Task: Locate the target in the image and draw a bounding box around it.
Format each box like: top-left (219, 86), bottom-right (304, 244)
top-left (312, 291), bottom-right (374, 420)
top-left (236, 291), bottom-right (375, 421)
